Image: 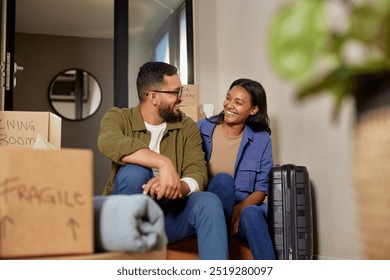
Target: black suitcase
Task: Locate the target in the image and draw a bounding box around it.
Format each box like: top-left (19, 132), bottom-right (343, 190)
top-left (268, 164), bottom-right (313, 260)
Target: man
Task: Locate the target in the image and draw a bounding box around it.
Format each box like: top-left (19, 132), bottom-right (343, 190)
top-left (98, 61), bottom-right (228, 259)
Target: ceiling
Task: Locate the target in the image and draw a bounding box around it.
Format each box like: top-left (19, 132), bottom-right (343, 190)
top-left (15, 0), bottom-right (184, 40)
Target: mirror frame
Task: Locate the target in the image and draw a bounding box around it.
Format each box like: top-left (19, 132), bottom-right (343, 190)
top-left (48, 68), bottom-right (102, 121)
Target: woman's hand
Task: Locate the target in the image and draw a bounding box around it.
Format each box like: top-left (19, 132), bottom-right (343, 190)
top-left (231, 191), bottom-right (266, 236)
top-left (232, 203), bottom-right (243, 236)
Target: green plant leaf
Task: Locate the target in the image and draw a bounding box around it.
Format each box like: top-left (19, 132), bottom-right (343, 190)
top-left (267, 0), bottom-right (327, 84)
top-left (350, 5), bottom-right (386, 43)
top-left (296, 67), bottom-right (353, 121)
top-left (296, 66), bottom-right (352, 98)
top-left (267, 0), bottom-right (390, 121)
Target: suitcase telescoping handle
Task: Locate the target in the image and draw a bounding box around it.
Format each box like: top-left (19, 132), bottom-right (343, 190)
top-left (284, 164), bottom-right (297, 260)
top-left (273, 164), bottom-right (297, 259)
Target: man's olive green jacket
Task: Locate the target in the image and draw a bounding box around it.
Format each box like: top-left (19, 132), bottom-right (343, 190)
top-left (97, 105), bottom-right (208, 195)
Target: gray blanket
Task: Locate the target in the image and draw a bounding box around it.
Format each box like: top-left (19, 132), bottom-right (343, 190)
top-left (93, 195), bottom-right (167, 252)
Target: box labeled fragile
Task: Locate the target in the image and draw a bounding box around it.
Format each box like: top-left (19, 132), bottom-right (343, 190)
top-left (0, 111), bottom-right (61, 149)
top-left (0, 147), bottom-right (94, 258)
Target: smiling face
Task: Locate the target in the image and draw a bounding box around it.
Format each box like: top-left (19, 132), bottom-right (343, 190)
top-left (223, 85), bottom-right (259, 126)
top-left (155, 74), bottom-right (183, 122)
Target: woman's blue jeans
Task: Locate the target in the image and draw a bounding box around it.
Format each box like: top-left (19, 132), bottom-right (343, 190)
top-left (207, 172), bottom-right (276, 260)
top-left (112, 164), bottom-right (229, 260)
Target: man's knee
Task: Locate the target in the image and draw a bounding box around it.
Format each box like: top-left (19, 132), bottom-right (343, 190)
top-left (113, 164), bottom-right (152, 194)
top-left (191, 192), bottom-right (224, 216)
top-left (117, 164), bottom-right (151, 179)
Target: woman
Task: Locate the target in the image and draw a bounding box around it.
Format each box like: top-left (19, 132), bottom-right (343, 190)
top-left (197, 78), bottom-right (275, 260)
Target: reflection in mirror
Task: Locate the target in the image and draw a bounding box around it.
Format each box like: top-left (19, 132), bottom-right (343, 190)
top-left (49, 69), bottom-right (102, 121)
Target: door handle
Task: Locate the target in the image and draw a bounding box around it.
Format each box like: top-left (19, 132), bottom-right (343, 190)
top-left (13, 62), bottom-right (23, 88)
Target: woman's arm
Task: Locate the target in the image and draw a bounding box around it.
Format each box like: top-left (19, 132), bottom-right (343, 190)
top-left (232, 191), bottom-right (266, 235)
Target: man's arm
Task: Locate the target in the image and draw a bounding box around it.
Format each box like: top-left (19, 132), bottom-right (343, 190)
top-left (98, 107), bottom-right (149, 164)
top-left (122, 148), bottom-right (189, 200)
top-left (179, 119), bottom-right (209, 191)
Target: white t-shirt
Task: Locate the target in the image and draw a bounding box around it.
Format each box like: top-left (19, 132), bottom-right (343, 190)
top-left (144, 122), bottom-right (199, 193)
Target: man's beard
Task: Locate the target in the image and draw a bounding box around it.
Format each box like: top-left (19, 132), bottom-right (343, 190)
top-left (158, 105), bottom-right (183, 123)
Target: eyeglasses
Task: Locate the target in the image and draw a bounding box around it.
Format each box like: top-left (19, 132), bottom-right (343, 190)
top-left (148, 86), bottom-right (184, 99)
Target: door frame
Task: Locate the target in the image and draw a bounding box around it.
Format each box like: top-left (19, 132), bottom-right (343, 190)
top-left (0, 0), bottom-right (15, 110)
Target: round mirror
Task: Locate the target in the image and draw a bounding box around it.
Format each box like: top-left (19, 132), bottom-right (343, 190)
top-left (49, 69), bottom-right (102, 120)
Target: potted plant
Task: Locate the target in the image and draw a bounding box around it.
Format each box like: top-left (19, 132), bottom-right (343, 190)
top-left (268, 0), bottom-right (390, 118)
top-left (267, 0), bottom-right (390, 259)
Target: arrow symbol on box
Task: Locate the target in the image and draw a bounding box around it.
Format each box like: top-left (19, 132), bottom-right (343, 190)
top-left (0, 215), bottom-right (15, 239)
top-left (66, 218), bottom-right (80, 241)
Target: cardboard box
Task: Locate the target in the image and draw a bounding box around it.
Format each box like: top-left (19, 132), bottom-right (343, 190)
top-left (0, 147), bottom-right (93, 258)
top-left (180, 105), bottom-right (205, 121)
top-left (180, 85), bottom-right (199, 106)
top-left (0, 111), bottom-right (61, 149)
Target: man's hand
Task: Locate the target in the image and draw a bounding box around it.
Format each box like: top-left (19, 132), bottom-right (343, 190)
top-left (142, 160), bottom-right (182, 200)
top-left (120, 148), bottom-right (191, 200)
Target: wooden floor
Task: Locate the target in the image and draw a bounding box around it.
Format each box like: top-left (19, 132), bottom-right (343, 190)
top-left (16, 248), bottom-right (167, 260)
top-left (15, 239), bottom-right (252, 260)
top-left (167, 237), bottom-right (253, 260)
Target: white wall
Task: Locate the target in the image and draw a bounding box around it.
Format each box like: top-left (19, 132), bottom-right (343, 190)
top-left (194, 0), bottom-right (363, 259)
top-left (128, 41), bottom-right (154, 107)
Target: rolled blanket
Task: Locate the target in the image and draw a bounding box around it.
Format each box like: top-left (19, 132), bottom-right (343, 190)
top-left (93, 195), bottom-right (167, 253)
